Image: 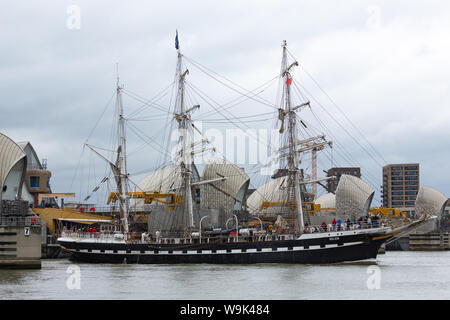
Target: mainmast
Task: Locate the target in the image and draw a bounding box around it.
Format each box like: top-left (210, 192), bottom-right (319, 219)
top-left (174, 38), bottom-right (198, 237)
top-left (116, 73), bottom-right (130, 234)
top-left (280, 40), bottom-right (304, 234)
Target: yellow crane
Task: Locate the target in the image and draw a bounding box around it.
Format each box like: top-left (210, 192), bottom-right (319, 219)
top-left (259, 201), bottom-right (321, 216)
top-left (107, 191), bottom-right (183, 211)
top-left (369, 207), bottom-right (407, 218)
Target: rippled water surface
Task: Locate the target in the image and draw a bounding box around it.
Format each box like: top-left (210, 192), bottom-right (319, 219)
top-left (1, 251), bottom-right (449, 299)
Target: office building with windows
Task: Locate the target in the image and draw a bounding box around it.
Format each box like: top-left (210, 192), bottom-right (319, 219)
top-left (382, 163), bottom-right (419, 208)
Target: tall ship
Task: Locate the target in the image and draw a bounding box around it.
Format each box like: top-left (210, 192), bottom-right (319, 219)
top-left (57, 38), bottom-right (436, 264)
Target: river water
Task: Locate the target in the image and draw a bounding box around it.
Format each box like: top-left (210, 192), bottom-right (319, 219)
top-left (1, 251), bottom-right (449, 300)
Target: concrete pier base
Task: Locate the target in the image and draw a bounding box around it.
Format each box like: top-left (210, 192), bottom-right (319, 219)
top-left (0, 225), bottom-right (42, 269)
top-left (410, 232), bottom-right (450, 251)
top-left (0, 259), bottom-right (41, 269)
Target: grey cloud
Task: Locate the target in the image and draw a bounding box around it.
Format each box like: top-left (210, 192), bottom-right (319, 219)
top-left (1, 0), bottom-right (449, 202)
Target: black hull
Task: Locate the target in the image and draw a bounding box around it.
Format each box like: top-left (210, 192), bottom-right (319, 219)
top-left (58, 230), bottom-right (389, 264)
top-left (66, 241), bottom-right (383, 264)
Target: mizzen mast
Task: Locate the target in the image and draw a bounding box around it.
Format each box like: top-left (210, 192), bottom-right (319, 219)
top-left (279, 40), bottom-right (305, 235)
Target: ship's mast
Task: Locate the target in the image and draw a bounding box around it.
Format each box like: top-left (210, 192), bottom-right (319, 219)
top-left (175, 48), bottom-right (196, 237)
top-left (280, 40), bottom-right (304, 234)
top-left (116, 73), bottom-right (130, 234)
top-left (83, 73), bottom-right (130, 234)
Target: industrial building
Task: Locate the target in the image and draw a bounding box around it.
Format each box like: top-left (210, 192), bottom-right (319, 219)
top-left (326, 167), bottom-right (361, 193)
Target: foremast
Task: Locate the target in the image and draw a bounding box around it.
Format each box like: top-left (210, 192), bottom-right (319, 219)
top-left (85, 75), bottom-right (131, 235)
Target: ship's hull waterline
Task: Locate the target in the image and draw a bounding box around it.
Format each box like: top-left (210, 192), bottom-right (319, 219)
top-left (58, 228), bottom-right (390, 264)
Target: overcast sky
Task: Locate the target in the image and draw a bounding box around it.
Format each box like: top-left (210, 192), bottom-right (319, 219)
top-left (1, 0), bottom-right (450, 204)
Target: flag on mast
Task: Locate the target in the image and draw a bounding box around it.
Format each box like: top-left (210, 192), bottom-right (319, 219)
top-left (175, 30), bottom-right (179, 50)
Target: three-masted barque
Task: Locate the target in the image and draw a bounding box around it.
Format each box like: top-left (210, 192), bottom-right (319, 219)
top-left (58, 38), bottom-right (434, 264)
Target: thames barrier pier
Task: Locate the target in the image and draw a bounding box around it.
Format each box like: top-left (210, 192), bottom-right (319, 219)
top-left (0, 222), bottom-right (42, 269)
top-left (0, 133), bottom-right (42, 269)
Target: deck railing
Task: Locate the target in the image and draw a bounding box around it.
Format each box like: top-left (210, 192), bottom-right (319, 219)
top-left (59, 219), bottom-right (397, 244)
top-left (304, 220), bottom-right (389, 233)
top-left (60, 230), bottom-right (127, 242)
